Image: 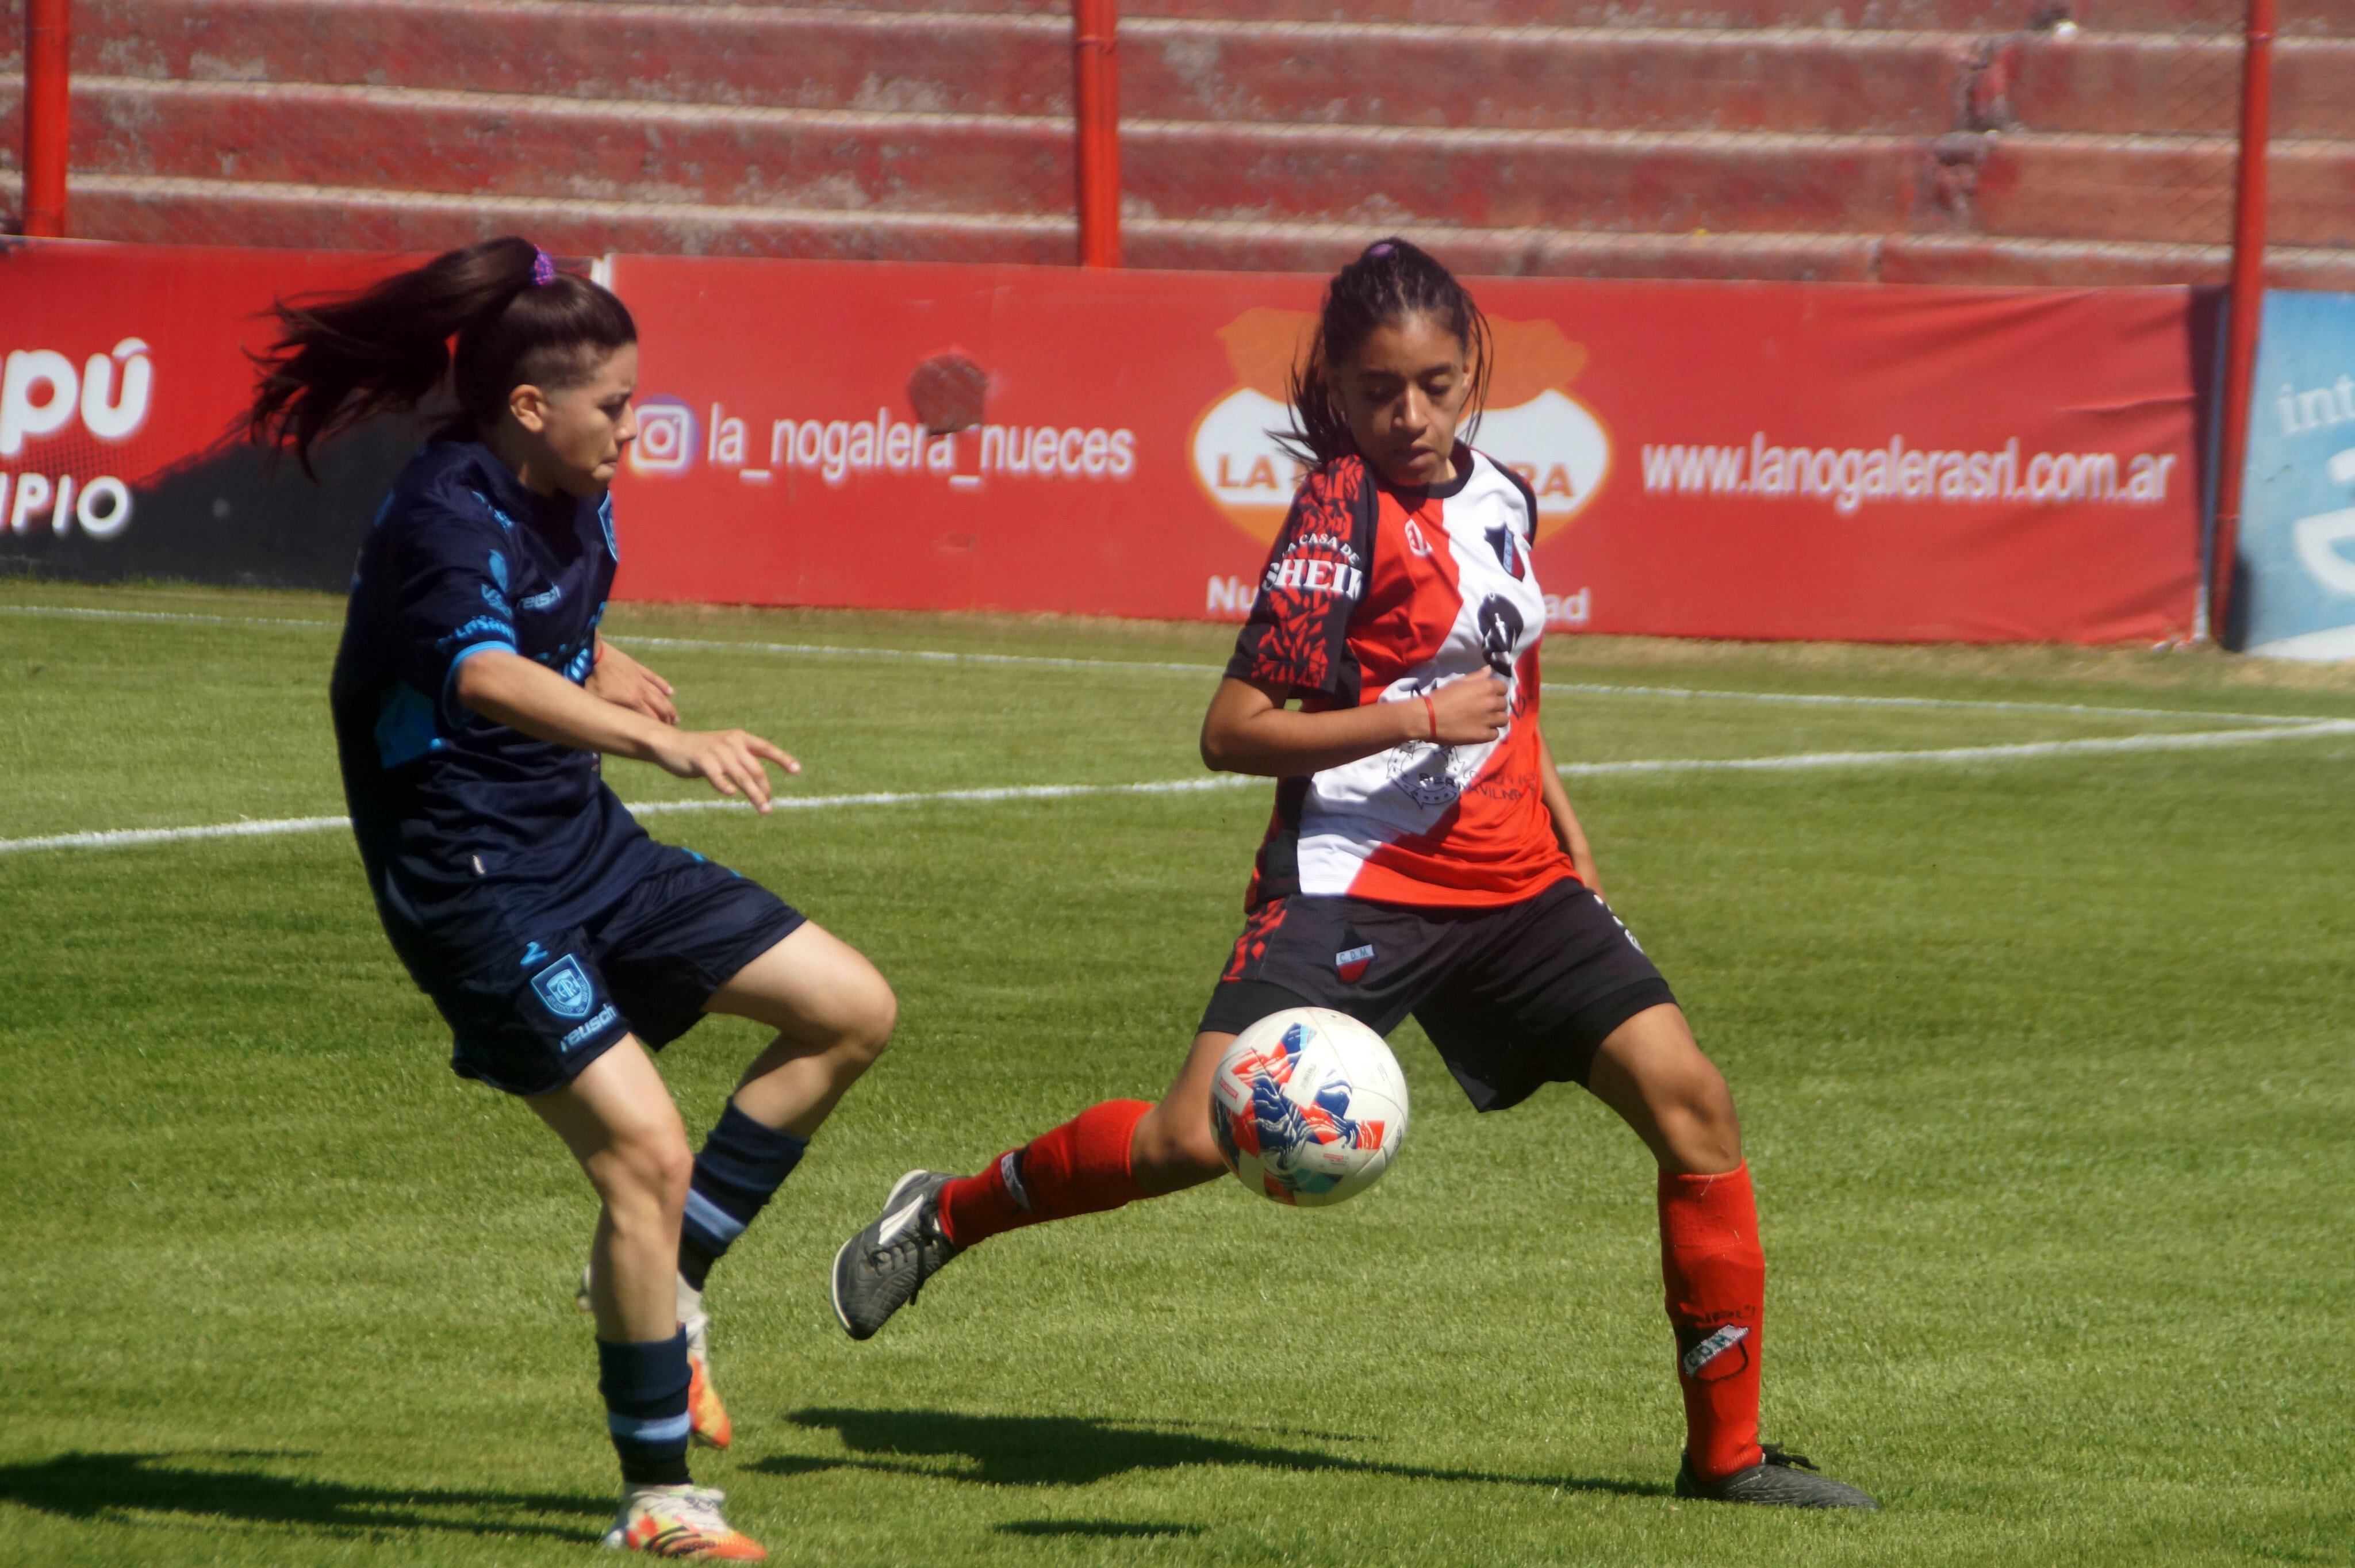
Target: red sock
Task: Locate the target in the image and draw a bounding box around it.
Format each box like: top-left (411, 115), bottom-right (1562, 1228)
top-left (1658, 1161), bottom-right (1766, 1482)
top-left (936, 1099), bottom-right (1155, 1247)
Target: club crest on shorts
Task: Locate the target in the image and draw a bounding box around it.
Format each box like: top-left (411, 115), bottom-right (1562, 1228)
top-left (531, 954), bottom-right (596, 1020)
top-left (1334, 941), bottom-right (1375, 984)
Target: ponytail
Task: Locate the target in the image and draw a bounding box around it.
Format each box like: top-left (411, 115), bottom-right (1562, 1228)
top-left (248, 237), bottom-right (637, 475)
top-left (1280, 236), bottom-right (1493, 469)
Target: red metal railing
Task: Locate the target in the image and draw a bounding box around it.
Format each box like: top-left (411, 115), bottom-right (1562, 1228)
top-left (1072, 0), bottom-right (1120, 268)
top-left (21, 0), bottom-right (72, 235)
top-left (2208, 0), bottom-right (2277, 641)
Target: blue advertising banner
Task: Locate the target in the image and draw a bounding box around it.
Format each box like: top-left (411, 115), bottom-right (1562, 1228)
top-left (2235, 291), bottom-right (2355, 658)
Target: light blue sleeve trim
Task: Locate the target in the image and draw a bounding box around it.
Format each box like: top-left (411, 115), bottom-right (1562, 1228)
top-left (442, 635), bottom-right (519, 719)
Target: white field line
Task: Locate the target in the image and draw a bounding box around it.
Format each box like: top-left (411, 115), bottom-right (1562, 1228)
top-left (0, 603), bottom-right (348, 632)
top-left (3, 720), bottom-right (2349, 858)
top-left (1539, 680), bottom-right (2315, 727)
top-left (1554, 719), bottom-right (2355, 776)
top-left (2, 602), bottom-right (2330, 729)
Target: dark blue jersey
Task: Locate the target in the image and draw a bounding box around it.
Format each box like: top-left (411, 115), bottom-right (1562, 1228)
top-left (330, 439), bottom-right (664, 977)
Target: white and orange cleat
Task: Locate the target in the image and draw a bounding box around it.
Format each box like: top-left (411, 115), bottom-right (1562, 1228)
top-left (681, 1302), bottom-right (732, 1451)
top-left (576, 1268), bottom-right (733, 1450)
top-left (601, 1485), bottom-right (766, 1560)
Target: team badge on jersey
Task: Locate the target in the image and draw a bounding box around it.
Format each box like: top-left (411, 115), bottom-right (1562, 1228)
top-left (1476, 595), bottom-right (1525, 680)
top-left (531, 954), bottom-right (596, 1020)
top-left (1484, 522), bottom-right (1525, 578)
top-left (1334, 940), bottom-right (1375, 983)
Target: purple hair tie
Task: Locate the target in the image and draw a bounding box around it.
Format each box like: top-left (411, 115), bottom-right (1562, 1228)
top-left (530, 247), bottom-right (558, 286)
top-left (1367, 241), bottom-right (1396, 258)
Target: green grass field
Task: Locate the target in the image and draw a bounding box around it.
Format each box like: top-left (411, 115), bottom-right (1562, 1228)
top-left (2, 580), bottom-right (2350, 1567)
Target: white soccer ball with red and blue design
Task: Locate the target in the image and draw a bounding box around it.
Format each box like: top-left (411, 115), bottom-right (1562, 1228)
top-left (1210, 1007), bottom-right (1409, 1207)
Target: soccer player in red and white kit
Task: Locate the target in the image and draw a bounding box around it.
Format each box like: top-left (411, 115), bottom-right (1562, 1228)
top-left (831, 239), bottom-right (1875, 1509)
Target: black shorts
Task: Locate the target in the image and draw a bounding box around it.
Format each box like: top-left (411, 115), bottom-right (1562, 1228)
top-left (421, 845), bottom-right (805, 1097)
top-left (1199, 876), bottom-right (1675, 1111)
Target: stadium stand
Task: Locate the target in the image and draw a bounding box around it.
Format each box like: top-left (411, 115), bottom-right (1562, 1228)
top-left (4, 0), bottom-right (2353, 285)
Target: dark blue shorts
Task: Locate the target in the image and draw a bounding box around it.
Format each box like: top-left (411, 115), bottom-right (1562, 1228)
top-left (421, 845), bottom-right (805, 1097)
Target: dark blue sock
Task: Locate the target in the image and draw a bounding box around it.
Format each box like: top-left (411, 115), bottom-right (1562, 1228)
top-left (679, 1102), bottom-right (808, 1291)
top-left (597, 1332), bottom-right (692, 1488)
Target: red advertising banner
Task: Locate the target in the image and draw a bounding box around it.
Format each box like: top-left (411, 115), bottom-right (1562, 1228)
top-left (2, 239), bottom-right (2201, 643)
top-left (0, 239), bottom-right (425, 586)
top-left (611, 256), bottom-right (2203, 643)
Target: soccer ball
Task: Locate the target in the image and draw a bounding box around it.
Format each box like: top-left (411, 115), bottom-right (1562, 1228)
top-left (1209, 1007), bottom-right (1409, 1207)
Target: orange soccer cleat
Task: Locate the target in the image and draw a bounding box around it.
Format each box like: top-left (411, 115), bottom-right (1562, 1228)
top-left (601, 1485), bottom-right (767, 1560)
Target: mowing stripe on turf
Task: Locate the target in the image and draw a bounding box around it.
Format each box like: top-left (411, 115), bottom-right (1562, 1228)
top-left (2, 603), bottom-right (2329, 729)
top-left (619, 635), bottom-right (2319, 729)
top-left (5, 720), bottom-right (2349, 857)
top-left (1540, 680), bottom-right (2314, 727)
top-left (609, 632), bottom-right (2318, 728)
top-left (1552, 719), bottom-right (2355, 776)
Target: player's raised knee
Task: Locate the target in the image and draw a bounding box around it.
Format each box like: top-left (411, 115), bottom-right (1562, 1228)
top-left (1657, 1052), bottom-right (1742, 1174)
top-left (842, 976), bottom-right (898, 1067)
top-left (595, 1121), bottom-right (693, 1218)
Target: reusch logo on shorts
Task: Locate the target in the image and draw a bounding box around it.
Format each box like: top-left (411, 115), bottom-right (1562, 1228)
top-left (531, 954), bottom-right (596, 1020)
top-left (1680, 1324), bottom-right (1751, 1382)
top-left (1334, 942), bottom-right (1375, 984)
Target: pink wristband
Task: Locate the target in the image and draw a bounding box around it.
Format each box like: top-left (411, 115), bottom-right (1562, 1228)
top-left (1422, 695), bottom-right (1438, 741)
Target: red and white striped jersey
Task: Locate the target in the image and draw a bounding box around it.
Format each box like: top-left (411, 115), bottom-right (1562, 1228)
top-left (1225, 445), bottom-right (1578, 911)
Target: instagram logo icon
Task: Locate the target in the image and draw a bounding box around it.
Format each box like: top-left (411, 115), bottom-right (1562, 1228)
top-left (630, 397), bottom-right (697, 476)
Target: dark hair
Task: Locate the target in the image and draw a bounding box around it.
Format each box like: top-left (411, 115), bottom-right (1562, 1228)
top-left (248, 236), bottom-right (637, 475)
top-left (1280, 237), bottom-right (1493, 469)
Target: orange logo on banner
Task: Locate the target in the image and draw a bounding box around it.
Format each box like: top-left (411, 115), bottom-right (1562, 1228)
top-left (1187, 309), bottom-right (1612, 544)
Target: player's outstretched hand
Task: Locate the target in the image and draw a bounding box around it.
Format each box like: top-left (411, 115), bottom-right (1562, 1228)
top-left (1429, 674), bottom-right (1511, 745)
top-left (588, 641), bottom-right (679, 725)
top-left (652, 729), bottom-right (801, 812)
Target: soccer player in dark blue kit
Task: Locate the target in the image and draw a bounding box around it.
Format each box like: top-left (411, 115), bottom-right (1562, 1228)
top-left (252, 238), bottom-right (887, 1559)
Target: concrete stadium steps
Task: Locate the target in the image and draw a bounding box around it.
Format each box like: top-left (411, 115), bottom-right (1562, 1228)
top-left (7, 0), bottom-right (2355, 283)
top-left (27, 74), bottom-right (2355, 251)
top-left (440, 0), bottom-right (2343, 41)
top-left (17, 170), bottom-right (1087, 259)
top-left (34, 1), bottom-right (2354, 140)
top-left (23, 77), bottom-right (1920, 230)
top-left (1996, 35), bottom-right (2355, 137)
top-left (378, 0), bottom-right (2289, 35)
top-left (29, 78), bottom-right (1076, 212)
top-left (26, 166), bottom-right (2355, 287)
top-left (1973, 135), bottom-right (2355, 248)
top-left (1136, 216), bottom-right (2355, 286)
top-left (63, 0), bottom-right (1080, 117)
top-left (37, 2), bottom-right (1959, 136)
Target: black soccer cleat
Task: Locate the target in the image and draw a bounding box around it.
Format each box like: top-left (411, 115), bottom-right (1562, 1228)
top-left (1674, 1444), bottom-right (1880, 1510)
top-left (830, 1170), bottom-right (963, 1341)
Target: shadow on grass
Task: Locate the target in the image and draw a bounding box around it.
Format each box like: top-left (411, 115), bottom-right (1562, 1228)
top-left (761, 1408), bottom-right (1666, 1498)
top-left (998, 1519), bottom-right (1206, 1538)
top-left (0, 1452), bottom-right (607, 1542)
